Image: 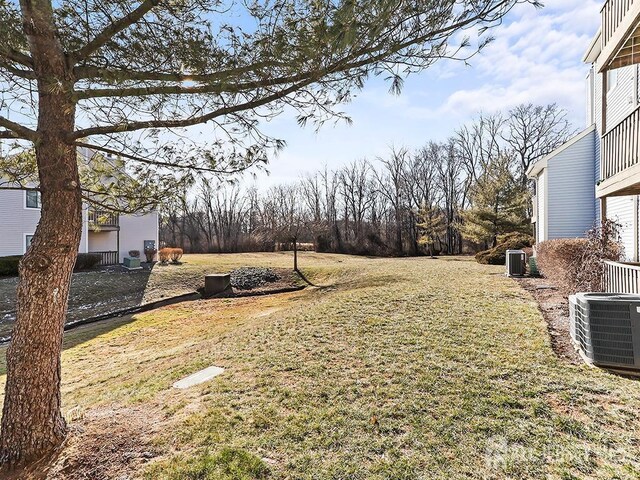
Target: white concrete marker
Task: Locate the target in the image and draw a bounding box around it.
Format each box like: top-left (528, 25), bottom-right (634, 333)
top-left (173, 366), bottom-right (225, 389)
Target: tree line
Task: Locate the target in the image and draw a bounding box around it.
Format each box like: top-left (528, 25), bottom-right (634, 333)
top-left (161, 103), bottom-right (575, 256)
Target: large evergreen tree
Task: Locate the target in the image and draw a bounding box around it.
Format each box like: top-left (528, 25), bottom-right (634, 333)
top-left (461, 154), bottom-right (530, 248)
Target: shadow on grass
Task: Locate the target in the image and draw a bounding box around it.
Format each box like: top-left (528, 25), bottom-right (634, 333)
top-left (0, 263), bottom-right (158, 341)
top-left (0, 315), bottom-right (136, 376)
top-left (295, 269), bottom-right (317, 287)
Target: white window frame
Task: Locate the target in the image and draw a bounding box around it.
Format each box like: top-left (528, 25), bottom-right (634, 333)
top-left (24, 189), bottom-right (41, 210)
top-left (607, 69), bottom-right (618, 94)
top-left (24, 233), bottom-right (34, 254)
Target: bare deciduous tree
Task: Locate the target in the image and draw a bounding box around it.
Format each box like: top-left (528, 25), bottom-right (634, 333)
top-left (505, 103), bottom-right (576, 183)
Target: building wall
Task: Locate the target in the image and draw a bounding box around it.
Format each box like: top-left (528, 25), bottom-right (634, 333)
top-left (594, 67), bottom-right (602, 224)
top-left (80, 207), bottom-right (89, 254)
top-left (0, 190), bottom-right (42, 256)
top-left (87, 230), bottom-right (118, 252)
top-left (546, 130), bottom-right (596, 240)
top-left (0, 191), bottom-right (89, 257)
top-left (606, 65), bottom-right (637, 129)
top-left (607, 195), bottom-right (637, 261)
top-left (118, 212), bottom-right (159, 263)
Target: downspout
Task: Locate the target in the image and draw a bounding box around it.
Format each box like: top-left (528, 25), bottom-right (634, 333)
top-left (634, 196), bottom-right (639, 262)
top-left (117, 216), bottom-right (121, 265)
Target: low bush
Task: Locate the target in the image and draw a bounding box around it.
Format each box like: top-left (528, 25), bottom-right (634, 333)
top-left (128, 250), bottom-right (140, 258)
top-left (0, 256), bottom-right (21, 276)
top-left (158, 247), bottom-right (172, 264)
top-left (170, 248), bottom-right (183, 263)
top-left (536, 239), bottom-right (588, 294)
top-left (1, 253), bottom-right (103, 276)
top-left (536, 220), bottom-right (624, 295)
top-left (475, 232), bottom-right (534, 265)
top-left (74, 253), bottom-right (102, 271)
top-left (159, 247), bottom-right (184, 264)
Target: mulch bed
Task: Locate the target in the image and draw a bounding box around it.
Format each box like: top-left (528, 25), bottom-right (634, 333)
top-left (516, 276), bottom-right (582, 364)
top-left (203, 267), bottom-right (304, 298)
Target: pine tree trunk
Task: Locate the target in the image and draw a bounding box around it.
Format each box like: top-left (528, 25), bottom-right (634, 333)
top-left (0, 0), bottom-right (81, 469)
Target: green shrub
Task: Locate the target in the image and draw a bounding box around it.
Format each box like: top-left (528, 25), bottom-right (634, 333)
top-left (74, 253), bottom-right (102, 271)
top-left (475, 233), bottom-right (535, 265)
top-left (0, 252), bottom-right (102, 276)
top-left (0, 256), bottom-right (21, 276)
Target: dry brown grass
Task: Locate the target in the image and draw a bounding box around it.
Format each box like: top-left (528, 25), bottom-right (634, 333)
top-left (1, 253), bottom-right (640, 479)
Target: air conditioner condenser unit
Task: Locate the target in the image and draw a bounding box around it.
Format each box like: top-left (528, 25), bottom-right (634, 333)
top-left (506, 250), bottom-right (526, 277)
top-left (569, 292), bottom-right (640, 371)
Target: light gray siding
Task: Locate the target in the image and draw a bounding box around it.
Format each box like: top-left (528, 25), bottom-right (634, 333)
top-left (0, 190), bottom-right (42, 256)
top-left (607, 195), bottom-right (636, 261)
top-left (586, 69), bottom-right (595, 127)
top-left (119, 212), bottom-right (159, 263)
top-left (0, 191), bottom-right (90, 258)
top-left (606, 65), bottom-right (637, 129)
top-left (546, 129), bottom-right (596, 240)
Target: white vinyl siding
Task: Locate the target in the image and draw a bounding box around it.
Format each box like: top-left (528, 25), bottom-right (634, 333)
top-left (546, 129), bottom-right (596, 240)
top-left (606, 64), bottom-right (637, 130)
top-left (607, 195), bottom-right (636, 261)
top-left (119, 212), bottom-right (159, 263)
top-left (586, 69), bottom-right (595, 126)
top-left (0, 190), bottom-right (42, 256)
top-left (0, 191), bottom-right (90, 257)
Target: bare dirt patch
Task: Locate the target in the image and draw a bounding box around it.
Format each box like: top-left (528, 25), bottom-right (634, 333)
top-left (4, 405), bottom-right (164, 480)
top-left (45, 405), bottom-right (163, 480)
top-left (516, 276), bottom-right (581, 364)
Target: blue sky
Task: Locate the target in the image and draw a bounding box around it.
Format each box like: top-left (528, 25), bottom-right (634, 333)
top-left (252, 0), bottom-right (602, 186)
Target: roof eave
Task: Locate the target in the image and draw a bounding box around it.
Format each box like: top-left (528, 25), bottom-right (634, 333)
top-left (583, 28), bottom-right (602, 64)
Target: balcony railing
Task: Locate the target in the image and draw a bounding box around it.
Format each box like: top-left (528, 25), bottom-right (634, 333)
top-left (89, 251), bottom-right (119, 266)
top-left (603, 0), bottom-right (636, 46)
top-left (88, 209), bottom-right (119, 229)
top-left (604, 260), bottom-right (640, 294)
top-left (601, 106), bottom-right (640, 180)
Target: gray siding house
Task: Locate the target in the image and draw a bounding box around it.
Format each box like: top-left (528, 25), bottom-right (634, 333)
top-left (527, 0), bottom-right (640, 264)
top-left (0, 147), bottom-right (160, 264)
top-left (527, 126), bottom-right (596, 244)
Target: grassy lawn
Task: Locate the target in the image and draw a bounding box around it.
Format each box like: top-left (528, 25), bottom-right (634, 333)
top-left (2, 253), bottom-right (640, 479)
top-left (0, 252), bottom-right (304, 338)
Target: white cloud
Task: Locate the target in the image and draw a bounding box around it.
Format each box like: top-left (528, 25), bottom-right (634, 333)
top-left (427, 0), bottom-right (601, 124)
top-left (254, 1), bottom-right (605, 186)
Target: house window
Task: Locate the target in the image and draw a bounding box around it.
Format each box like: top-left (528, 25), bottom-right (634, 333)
top-left (25, 234), bottom-right (34, 252)
top-left (607, 69), bottom-right (618, 93)
top-left (25, 190), bottom-right (41, 209)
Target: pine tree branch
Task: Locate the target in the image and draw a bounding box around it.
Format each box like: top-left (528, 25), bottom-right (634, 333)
top-left (72, 78), bottom-right (315, 138)
top-left (0, 118), bottom-right (37, 141)
top-left (0, 47), bottom-right (33, 67)
top-left (73, 141), bottom-right (258, 174)
top-left (73, 61), bottom-right (284, 82)
top-left (70, 0), bottom-right (161, 63)
top-left (74, 72), bottom-right (306, 99)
